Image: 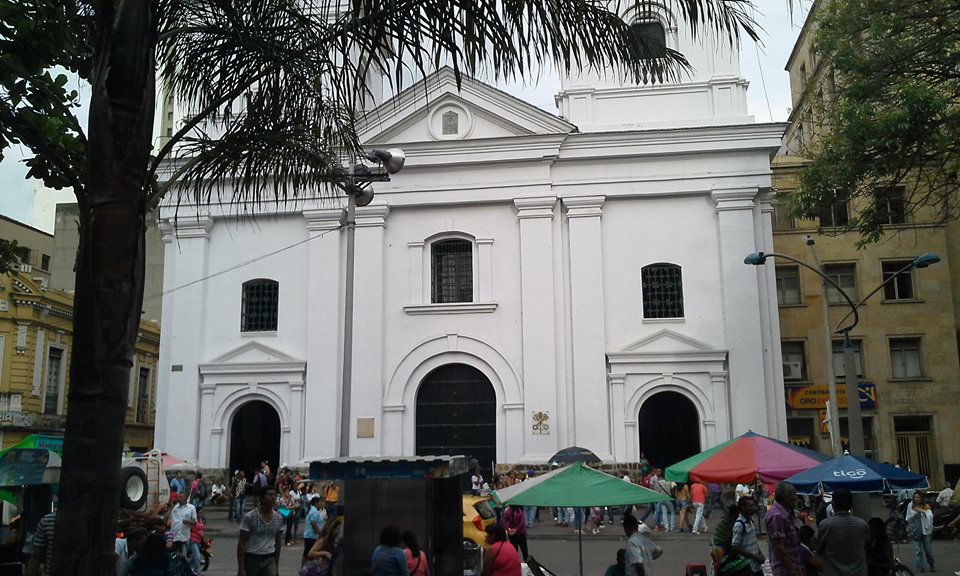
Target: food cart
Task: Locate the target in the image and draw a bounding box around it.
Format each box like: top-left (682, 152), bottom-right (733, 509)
top-left (0, 448), bottom-right (61, 575)
top-left (309, 455), bottom-right (469, 576)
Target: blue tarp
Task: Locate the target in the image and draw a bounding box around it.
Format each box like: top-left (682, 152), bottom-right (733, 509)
top-left (786, 453), bottom-right (929, 494)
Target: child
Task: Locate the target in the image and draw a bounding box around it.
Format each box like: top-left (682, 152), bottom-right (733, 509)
top-left (188, 513), bottom-right (206, 575)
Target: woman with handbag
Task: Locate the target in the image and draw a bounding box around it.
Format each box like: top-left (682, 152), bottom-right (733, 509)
top-left (906, 492), bottom-right (935, 573)
top-left (301, 517), bottom-right (342, 576)
top-left (278, 489), bottom-right (297, 546)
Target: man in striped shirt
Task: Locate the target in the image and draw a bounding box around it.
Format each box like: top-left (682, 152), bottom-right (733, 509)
top-left (26, 511), bottom-right (56, 576)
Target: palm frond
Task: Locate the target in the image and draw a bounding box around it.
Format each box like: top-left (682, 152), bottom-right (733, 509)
top-left (154, 0), bottom-right (758, 206)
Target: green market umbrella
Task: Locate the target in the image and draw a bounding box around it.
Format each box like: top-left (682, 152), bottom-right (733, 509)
top-left (493, 462), bottom-right (668, 575)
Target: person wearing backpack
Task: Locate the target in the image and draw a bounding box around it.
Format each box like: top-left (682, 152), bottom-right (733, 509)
top-left (731, 496), bottom-right (765, 576)
top-left (190, 472), bottom-right (207, 511)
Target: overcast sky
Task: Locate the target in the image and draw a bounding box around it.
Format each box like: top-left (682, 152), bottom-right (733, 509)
top-left (0, 1), bottom-right (810, 231)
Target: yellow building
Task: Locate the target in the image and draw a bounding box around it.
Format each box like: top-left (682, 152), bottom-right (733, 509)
top-left (0, 270), bottom-right (160, 451)
top-left (773, 0), bottom-right (960, 488)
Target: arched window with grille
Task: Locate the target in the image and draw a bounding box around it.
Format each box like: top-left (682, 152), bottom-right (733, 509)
top-left (631, 20), bottom-right (667, 59)
top-left (241, 279), bottom-right (279, 332)
top-left (431, 239), bottom-right (473, 303)
top-left (642, 263), bottom-right (684, 319)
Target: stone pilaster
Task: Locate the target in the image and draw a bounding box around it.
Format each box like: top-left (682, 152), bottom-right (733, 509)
top-left (514, 196), bottom-right (560, 460)
top-left (712, 188), bottom-right (768, 435)
top-left (564, 195), bottom-right (612, 459)
top-left (302, 208), bottom-right (344, 460)
top-left (156, 215), bottom-right (213, 458)
top-left (350, 204), bottom-right (389, 455)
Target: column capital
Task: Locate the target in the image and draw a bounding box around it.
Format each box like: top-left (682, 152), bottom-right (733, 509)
top-left (756, 187), bottom-right (776, 214)
top-left (712, 188), bottom-right (757, 212)
top-left (172, 215), bottom-right (214, 239)
top-left (303, 208), bottom-right (344, 231)
top-left (564, 195), bottom-right (605, 218)
top-left (355, 204), bottom-right (390, 228)
top-left (158, 219), bottom-right (177, 243)
top-left (514, 196), bottom-right (557, 219)
top-left (608, 374), bottom-right (626, 386)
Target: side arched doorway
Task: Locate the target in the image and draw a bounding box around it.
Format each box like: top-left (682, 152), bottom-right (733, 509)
top-left (229, 400), bottom-right (280, 479)
top-left (639, 391), bottom-right (700, 469)
top-left (415, 363), bottom-right (496, 476)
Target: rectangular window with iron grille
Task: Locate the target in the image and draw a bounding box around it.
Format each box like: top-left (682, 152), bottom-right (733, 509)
top-left (641, 263), bottom-right (684, 318)
top-left (136, 367), bottom-right (151, 424)
top-left (44, 347), bottom-right (63, 415)
top-left (431, 239), bottom-right (473, 303)
top-left (241, 279), bottom-right (279, 332)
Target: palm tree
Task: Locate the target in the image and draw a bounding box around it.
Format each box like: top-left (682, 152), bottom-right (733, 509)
top-left (3, 0), bottom-right (757, 573)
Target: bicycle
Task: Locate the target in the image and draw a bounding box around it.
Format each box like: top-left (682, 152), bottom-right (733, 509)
top-left (891, 534), bottom-right (915, 576)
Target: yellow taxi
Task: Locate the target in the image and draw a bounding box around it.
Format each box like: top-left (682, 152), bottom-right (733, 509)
top-left (462, 494), bottom-right (497, 547)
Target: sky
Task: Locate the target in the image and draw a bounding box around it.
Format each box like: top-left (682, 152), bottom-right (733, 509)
top-left (0, 1), bottom-right (810, 232)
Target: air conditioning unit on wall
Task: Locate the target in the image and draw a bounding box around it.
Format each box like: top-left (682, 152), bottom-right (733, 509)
top-left (783, 361), bottom-right (804, 380)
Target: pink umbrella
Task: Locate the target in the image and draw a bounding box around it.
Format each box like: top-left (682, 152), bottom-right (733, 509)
top-left (664, 431), bottom-right (830, 484)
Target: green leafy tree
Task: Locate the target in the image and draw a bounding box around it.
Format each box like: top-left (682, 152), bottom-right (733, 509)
top-left (0, 238), bottom-right (21, 275)
top-left (792, 0), bottom-right (960, 243)
top-left (1, 0), bottom-right (757, 573)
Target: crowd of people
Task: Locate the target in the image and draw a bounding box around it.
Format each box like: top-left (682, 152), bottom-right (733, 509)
top-left (706, 482), bottom-right (946, 576)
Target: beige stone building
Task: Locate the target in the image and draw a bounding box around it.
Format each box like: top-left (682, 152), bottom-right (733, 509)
top-left (49, 203), bottom-right (165, 323)
top-left (773, 0), bottom-right (960, 488)
top-left (0, 214), bottom-right (55, 287)
top-left (0, 268), bottom-right (161, 451)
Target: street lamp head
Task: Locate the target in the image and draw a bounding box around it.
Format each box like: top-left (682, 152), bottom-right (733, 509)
top-left (911, 252), bottom-right (940, 269)
top-left (364, 148), bottom-right (405, 174)
top-left (744, 252), bottom-right (767, 266)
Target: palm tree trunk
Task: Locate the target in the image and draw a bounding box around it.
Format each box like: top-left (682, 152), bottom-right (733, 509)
top-left (51, 2), bottom-right (155, 574)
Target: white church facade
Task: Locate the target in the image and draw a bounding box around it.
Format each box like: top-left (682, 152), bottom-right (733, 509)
top-left (155, 11), bottom-right (788, 473)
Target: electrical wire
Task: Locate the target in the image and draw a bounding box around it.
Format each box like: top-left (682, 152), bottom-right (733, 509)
top-left (143, 223), bottom-right (345, 302)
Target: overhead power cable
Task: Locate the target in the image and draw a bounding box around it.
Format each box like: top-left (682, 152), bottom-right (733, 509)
top-left (144, 223), bottom-right (345, 302)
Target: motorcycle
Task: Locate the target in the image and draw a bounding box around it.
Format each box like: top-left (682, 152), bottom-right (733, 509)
top-left (885, 498), bottom-right (909, 543)
top-left (200, 536), bottom-right (213, 571)
top-left (932, 504), bottom-right (959, 540)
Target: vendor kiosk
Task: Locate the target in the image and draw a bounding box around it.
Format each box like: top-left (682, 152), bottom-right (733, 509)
top-left (0, 448), bottom-right (61, 575)
top-left (309, 455), bottom-right (469, 576)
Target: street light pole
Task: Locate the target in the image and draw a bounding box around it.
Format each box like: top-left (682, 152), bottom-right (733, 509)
top-left (744, 251), bottom-right (939, 459)
top-left (339, 187), bottom-right (356, 457)
top-left (841, 326), bottom-right (864, 456)
top-left (806, 240), bottom-right (842, 456)
top-left (335, 150), bottom-right (405, 458)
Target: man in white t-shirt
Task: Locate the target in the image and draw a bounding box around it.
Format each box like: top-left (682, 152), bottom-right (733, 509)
top-left (238, 486), bottom-right (285, 576)
top-left (623, 514), bottom-right (662, 576)
top-left (735, 483), bottom-right (752, 503)
top-left (169, 493), bottom-right (198, 560)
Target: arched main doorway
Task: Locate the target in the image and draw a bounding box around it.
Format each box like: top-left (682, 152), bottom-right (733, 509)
top-left (415, 363), bottom-right (496, 476)
top-left (639, 391), bottom-right (700, 469)
top-left (229, 400), bottom-right (280, 479)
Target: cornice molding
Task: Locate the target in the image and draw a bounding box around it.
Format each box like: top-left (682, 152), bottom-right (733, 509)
top-left (564, 195), bottom-right (605, 218)
top-left (514, 196), bottom-right (557, 219)
top-left (355, 204), bottom-right (390, 228)
top-left (712, 188), bottom-right (758, 212)
top-left (303, 208), bottom-right (344, 231)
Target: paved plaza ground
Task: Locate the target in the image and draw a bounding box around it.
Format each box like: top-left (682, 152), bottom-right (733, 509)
top-left (200, 504), bottom-right (960, 576)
